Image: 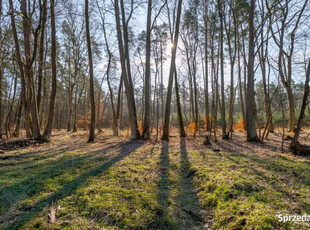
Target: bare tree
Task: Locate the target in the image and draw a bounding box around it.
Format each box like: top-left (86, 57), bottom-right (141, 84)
top-left (289, 59), bottom-right (310, 154)
top-left (142, 0), bottom-right (153, 139)
top-left (0, 0), bottom-right (2, 139)
top-left (44, 0), bottom-right (57, 138)
top-left (114, 0), bottom-right (140, 140)
top-left (267, 0), bottom-right (309, 133)
top-left (162, 0), bottom-right (183, 141)
top-left (246, 0), bottom-right (259, 142)
top-left (85, 0), bottom-right (96, 142)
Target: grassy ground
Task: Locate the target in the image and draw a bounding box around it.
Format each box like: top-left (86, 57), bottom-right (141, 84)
top-left (0, 130), bottom-right (310, 229)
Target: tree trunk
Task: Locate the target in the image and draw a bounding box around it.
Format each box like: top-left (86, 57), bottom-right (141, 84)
top-left (44, 0), bottom-right (57, 138)
top-left (245, 0), bottom-right (259, 142)
top-left (162, 0), bottom-right (183, 141)
top-left (218, 0), bottom-right (228, 139)
top-left (142, 0), bottom-right (152, 139)
top-left (160, 43), bottom-right (164, 126)
top-left (0, 0), bottom-right (2, 139)
top-left (67, 49), bottom-right (72, 131)
top-left (85, 0), bottom-right (96, 142)
top-left (204, 1), bottom-right (210, 132)
top-left (236, 11), bottom-right (245, 127)
top-left (37, 0), bottom-right (47, 111)
top-left (58, 70), bottom-right (63, 130)
top-left (21, 0), bottom-right (42, 140)
top-left (259, 1), bottom-right (273, 133)
top-left (289, 59), bottom-right (310, 153)
top-left (5, 73), bottom-right (17, 138)
top-left (13, 97), bottom-right (22, 137)
top-left (102, 16), bottom-right (117, 135)
top-left (115, 0), bottom-right (140, 140)
top-left (174, 67), bottom-right (186, 137)
top-left (9, 0), bottom-right (31, 138)
top-left (73, 77), bottom-right (78, 132)
top-left (287, 85), bottom-right (295, 132)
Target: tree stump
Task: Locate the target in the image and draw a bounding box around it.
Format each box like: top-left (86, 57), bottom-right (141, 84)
top-left (203, 135), bottom-right (211, 146)
top-left (290, 141), bottom-right (310, 156)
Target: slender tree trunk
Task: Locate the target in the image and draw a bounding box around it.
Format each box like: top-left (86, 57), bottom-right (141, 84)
top-left (204, 1), bottom-right (210, 131)
top-left (9, 0), bottom-right (31, 138)
top-left (258, 1), bottom-right (273, 133)
top-left (174, 67), bottom-right (186, 137)
top-left (42, 70), bottom-right (50, 129)
top-left (192, 67), bottom-right (199, 137)
top-left (0, 0), bottom-right (2, 139)
top-left (224, 4), bottom-right (237, 138)
top-left (67, 49), bottom-right (72, 131)
top-left (246, 0), bottom-right (259, 142)
top-left (84, 81), bottom-right (88, 130)
top-left (260, 43), bottom-right (273, 133)
top-left (12, 96), bottom-right (22, 137)
top-left (188, 73), bottom-right (194, 121)
top-left (5, 73), bottom-right (17, 138)
top-left (289, 59), bottom-right (310, 152)
top-left (142, 0), bottom-right (152, 139)
top-left (85, 0), bottom-right (96, 142)
top-left (119, 86), bottom-right (124, 130)
top-left (287, 85), bottom-right (295, 132)
top-left (58, 82), bottom-right (62, 130)
top-left (21, 0), bottom-right (42, 139)
top-left (37, 0), bottom-right (47, 111)
top-left (160, 43), bottom-right (164, 125)
top-left (218, 0), bottom-right (228, 139)
top-left (58, 70), bottom-right (63, 130)
top-left (214, 40), bottom-right (219, 142)
top-left (162, 0), bottom-right (183, 141)
top-left (115, 0), bottom-right (140, 140)
top-left (102, 17), bottom-right (117, 135)
top-left (44, 0), bottom-right (57, 138)
top-left (97, 76), bottom-right (105, 132)
top-left (237, 22), bottom-right (245, 125)
top-left (73, 79), bottom-right (78, 132)
top-left (116, 76), bottom-right (123, 133)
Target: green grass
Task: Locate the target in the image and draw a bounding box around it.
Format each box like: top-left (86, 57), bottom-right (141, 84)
top-left (1, 134), bottom-right (310, 229)
top-left (191, 148), bottom-right (310, 229)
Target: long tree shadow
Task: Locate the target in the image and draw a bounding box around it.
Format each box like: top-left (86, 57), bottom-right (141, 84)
top-left (2, 141), bottom-right (145, 229)
top-left (148, 141), bottom-right (179, 229)
top-left (178, 137), bottom-right (204, 228)
top-left (0, 143), bottom-right (121, 198)
top-left (215, 133), bottom-right (289, 154)
top-left (213, 147), bottom-right (310, 203)
top-left (0, 147), bottom-right (73, 168)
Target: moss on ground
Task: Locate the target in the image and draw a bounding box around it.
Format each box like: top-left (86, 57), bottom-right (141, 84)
top-left (192, 150), bottom-right (310, 229)
top-left (0, 133), bottom-right (310, 229)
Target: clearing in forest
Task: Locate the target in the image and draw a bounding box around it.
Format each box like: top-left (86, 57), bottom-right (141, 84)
top-left (0, 130), bottom-right (310, 229)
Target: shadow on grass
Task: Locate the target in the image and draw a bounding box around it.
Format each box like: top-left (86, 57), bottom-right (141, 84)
top-left (158, 141), bottom-right (174, 227)
top-left (148, 141), bottom-right (179, 229)
top-left (178, 138), bottom-right (204, 227)
top-left (0, 147), bottom-right (73, 168)
top-left (148, 139), bottom-right (204, 229)
top-left (214, 149), bottom-right (310, 200)
top-left (1, 141), bottom-right (144, 229)
top-left (0, 143), bottom-right (120, 207)
top-left (215, 134), bottom-right (288, 154)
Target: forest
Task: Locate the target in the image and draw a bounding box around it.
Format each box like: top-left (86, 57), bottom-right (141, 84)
top-left (0, 0), bottom-right (310, 229)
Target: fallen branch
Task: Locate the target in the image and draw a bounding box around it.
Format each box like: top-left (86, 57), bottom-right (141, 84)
top-left (0, 138), bottom-right (42, 151)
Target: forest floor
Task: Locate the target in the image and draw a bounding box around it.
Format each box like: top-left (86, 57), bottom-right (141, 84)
top-left (1, 129), bottom-right (310, 229)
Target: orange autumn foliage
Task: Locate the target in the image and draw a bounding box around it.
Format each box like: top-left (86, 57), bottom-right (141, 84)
top-left (187, 119), bottom-right (197, 136)
top-left (233, 119), bottom-right (244, 131)
top-left (137, 120), bottom-right (143, 135)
